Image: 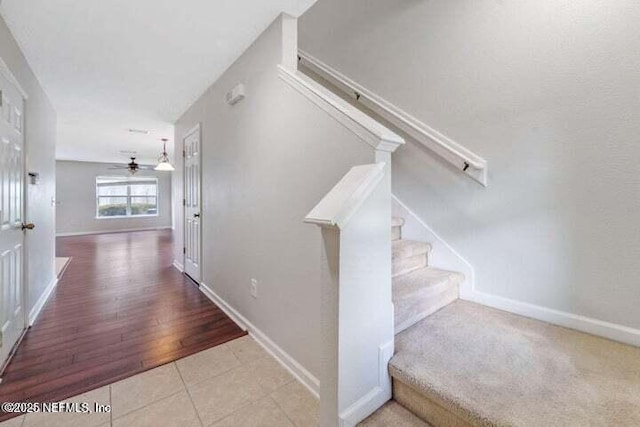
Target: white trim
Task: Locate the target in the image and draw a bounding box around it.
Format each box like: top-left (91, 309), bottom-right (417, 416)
top-left (28, 276), bottom-right (58, 326)
top-left (392, 194), bottom-right (475, 298)
top-left (338, 341), bottom-right (394, 426)
top-left (305, 163), bottom-right (385, 229)
top-left (55, 256), bottom-right (72, 279)
top-left (0, 56), bottom-right (28, 99)
top-left (298, 50), bottom-right (488, 186)
top-left (340, 388), bottom-right (385, 427)
top-left (198, 282), bottom-right (247, 331)
top-left (95, 214), bottom-right (159, 220)
top-left (56, 226), bottom-right (172, 237)
top-left (184, 122), bottom-right (201, 141)
top-left (465, 291), bottom-right (640, 348)
top-left (199, 282), bottom-right (320, 397)
top-left (172, 260), bottom-right (184, 272)
top-left (248, 320), bottom-right (320, 398)
top-left (277, 65), bottom-right (404, 153)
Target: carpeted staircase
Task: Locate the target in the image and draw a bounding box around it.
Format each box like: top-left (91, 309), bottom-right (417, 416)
top-left (388, 217), bottom-right (640, 427)
top-left (391, 217), bottom-right (463, 334)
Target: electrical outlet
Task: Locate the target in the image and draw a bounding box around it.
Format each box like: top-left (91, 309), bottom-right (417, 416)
top-left (250, 278), bottom-right (258, 298)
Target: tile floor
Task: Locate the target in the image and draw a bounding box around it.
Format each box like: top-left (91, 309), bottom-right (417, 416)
top-left (360, 402), bottom-right (430, 426)
top-left (0, 335), bottom-right (425, 427)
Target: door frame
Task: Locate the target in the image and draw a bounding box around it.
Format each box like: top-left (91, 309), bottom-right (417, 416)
top-left (182, 122), bottom-right (202, 284)
top-left (0, 55), bottom-right (30, 373)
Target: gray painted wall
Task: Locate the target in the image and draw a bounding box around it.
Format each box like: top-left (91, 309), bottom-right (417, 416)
top-left (56, 160), bottom-right (172, 235)
top-left (0, 13), bottom-right (57, 315)
top-left (173, 15), bottom-right (377, 380)
top-left (300, 0), bottom-right (640, 329)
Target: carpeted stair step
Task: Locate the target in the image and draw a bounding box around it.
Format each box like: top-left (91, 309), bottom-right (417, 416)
top-left (391, 217), bottom-right (405, 241)
top-left (393, 267), bottom-right (462, 334)
top-left (392, 239), bottom-right (431, 277)
top-left (389, 300), bottom-right (640, 426)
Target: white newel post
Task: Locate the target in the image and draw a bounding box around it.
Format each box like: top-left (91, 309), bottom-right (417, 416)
top-left (306, 156), bottom-right (396, 427)
top-left (278, 48), bottom-right (403, 425)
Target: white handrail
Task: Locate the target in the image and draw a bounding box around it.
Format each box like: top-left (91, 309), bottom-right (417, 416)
top-left (298, 49), bottom-right (488, 186)
top-left (277, 65), bottom-right (404, 153)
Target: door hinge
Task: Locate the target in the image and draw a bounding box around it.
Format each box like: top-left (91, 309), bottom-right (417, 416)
top-left (183, 247), bottom-right (186, 254)
top-left (183, 198), bottom-right (186, 206)
top-left (183, 150), bottom-right (186, 158)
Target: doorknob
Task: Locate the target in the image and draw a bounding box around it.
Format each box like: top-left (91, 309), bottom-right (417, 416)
top-left (21, 223), bottom-right (35, 230)
top-left (193, 213), bottom-right (200, 218)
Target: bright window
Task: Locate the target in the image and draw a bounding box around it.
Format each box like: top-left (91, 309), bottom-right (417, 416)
top-left (96, 176), bottom-right (159, 218)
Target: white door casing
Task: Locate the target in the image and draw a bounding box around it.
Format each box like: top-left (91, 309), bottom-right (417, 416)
top-left (0, 65), bottom-right (26, 372)
top-left (183, 124), bottom-right (201, 282)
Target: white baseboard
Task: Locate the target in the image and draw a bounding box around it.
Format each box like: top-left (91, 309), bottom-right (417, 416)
top-left (56, 226), bottom-right (172, 237)
top-left (339, 341), bottom-right (394, 426)
top-left (199, 283), bottom-right (248, 331)
top-left (172, 260), bottom-right (184, 272)
top-left (29, 276), bottom-right (58, 326)
top-left (340, 387), bottom-right (388, 427)
top-left (199, 282), bottom-right (320, 397)
top-left (464, 290), bottom-right (640, 347)
top-left (248, 317), bottom-right (320, 398)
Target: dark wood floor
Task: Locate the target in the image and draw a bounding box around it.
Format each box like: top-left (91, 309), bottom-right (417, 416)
top-left (0, 230), bottom-right (246, 421)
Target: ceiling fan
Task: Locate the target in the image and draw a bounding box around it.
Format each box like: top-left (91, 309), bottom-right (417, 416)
top-left (109, 153), bottom-right (153, 175)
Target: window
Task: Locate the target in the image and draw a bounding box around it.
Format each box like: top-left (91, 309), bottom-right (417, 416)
top-left (96, 176), bottom-right (158, 218)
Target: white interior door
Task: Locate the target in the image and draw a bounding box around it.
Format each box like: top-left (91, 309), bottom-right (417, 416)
top-left (0, 69), bottom-right (26, 371)
top-left (183, 124), bottom-right (201, 282)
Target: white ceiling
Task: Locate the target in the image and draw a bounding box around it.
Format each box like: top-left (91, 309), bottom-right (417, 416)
top-left (0, 0), bottom-right (316, 165)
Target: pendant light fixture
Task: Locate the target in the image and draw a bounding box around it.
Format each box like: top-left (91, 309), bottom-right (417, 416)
top-left (154, 138), bottom-right (175, 171)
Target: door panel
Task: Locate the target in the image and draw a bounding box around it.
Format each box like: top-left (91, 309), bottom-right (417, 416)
top-left (183, 126), bottom-right (201, 282)
top-left (0, 71), bottom-right (26, 371)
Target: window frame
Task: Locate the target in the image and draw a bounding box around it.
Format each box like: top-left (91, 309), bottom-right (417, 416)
top-left (95, 176), bottom-right (159, 219)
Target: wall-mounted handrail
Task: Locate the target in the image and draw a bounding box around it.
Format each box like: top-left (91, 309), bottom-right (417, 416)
top-left (298, 49), bottom-right (488, 186)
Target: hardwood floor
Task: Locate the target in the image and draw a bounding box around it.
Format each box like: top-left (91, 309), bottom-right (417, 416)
top-left (0, 230), bottom-right (246, 422)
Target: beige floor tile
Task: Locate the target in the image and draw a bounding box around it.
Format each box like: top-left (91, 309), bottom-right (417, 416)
top-left (245, 355), bottom-right (294, 392)
top-left (271, 380), bottom-right (319, 427)
top-left (113, 390), bottom-right (201, 427)
top-left (358, 401), bottom-right (430, 427)
top-left (23, 385), bottom-right (111, 427)
top-left (176, 343), bottom-right (241, 387)
top-left (226, 335), bottom-right (268, 363)
top-left (188, 365), bottom-right (266, 426)
top-left (212, 396), bottom-right (294, 427)
top-left (0, 415), bottom-right (25, 426)
top-left (111, 362), bottom-right (185, 418)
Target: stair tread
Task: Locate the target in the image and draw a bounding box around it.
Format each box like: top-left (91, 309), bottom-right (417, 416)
top-left (389, 300), bottom-right (640, 426)
top-left (393, 267), bottom-right (462, 301)
top-left (391, 217), bottom-right (405, 227)
top-left (392, 239), bottom-right (431, 259)
top-left (393, 267), bottom-right (461, 334)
